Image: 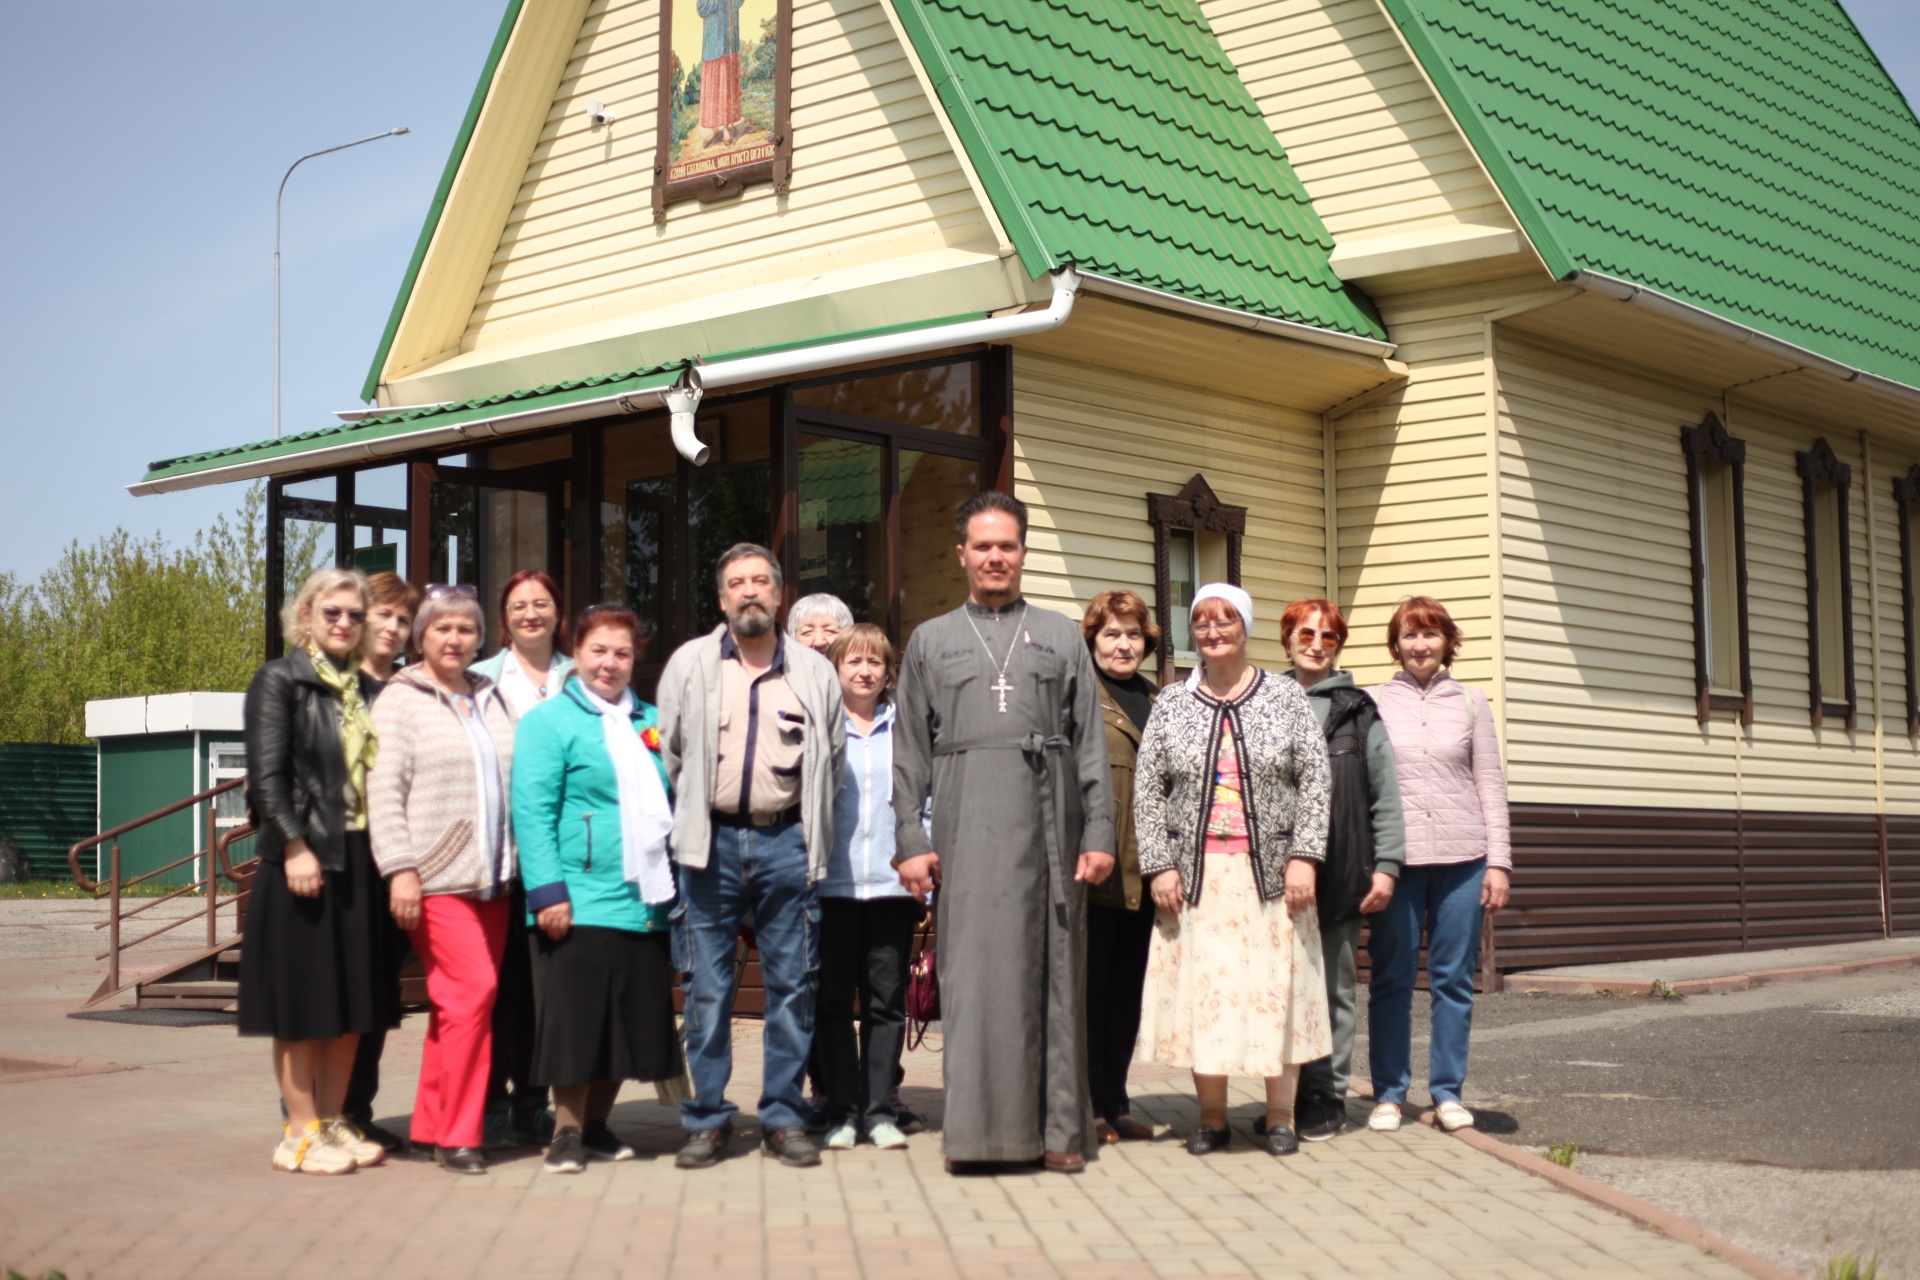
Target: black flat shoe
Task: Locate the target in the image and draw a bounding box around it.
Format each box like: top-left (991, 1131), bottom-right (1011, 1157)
top-left (356, 1120), bottom-right (410, 1156)
top-left (1185, 1125), bottom-right (1230, 1155)
top-left (434, 1145), bottom-right (488, 1175)
top-left (1265, 1125), bottom-right (1300, 1156)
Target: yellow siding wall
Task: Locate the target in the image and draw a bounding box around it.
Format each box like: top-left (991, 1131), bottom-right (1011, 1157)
top-left (461, 0), bottom-right (998, 355)
top-left (1331, 278), bottom-right (1524, 694)
top-left (1012, 352), bottom-right (1329, 673)
top-left (1494, 331), bottom-right (1910, 814)
top-left (1201, 0), bottom-right (1514, 244)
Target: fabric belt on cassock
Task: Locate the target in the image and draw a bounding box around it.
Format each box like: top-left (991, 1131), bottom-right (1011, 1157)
top-left (931, 734), bottom-right (1073, 916)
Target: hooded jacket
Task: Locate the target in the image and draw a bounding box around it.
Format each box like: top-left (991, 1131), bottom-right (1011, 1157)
top-left (367, 664), bottom-right (518, 896)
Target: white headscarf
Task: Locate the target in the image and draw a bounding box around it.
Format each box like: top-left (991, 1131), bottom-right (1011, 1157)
top-left (578, 684), bottom-right (676, 905)
top-left (1185, 583), bottom-right (1256, 690)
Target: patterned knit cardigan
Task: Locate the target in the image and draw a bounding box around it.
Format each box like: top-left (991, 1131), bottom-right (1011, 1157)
top-left (368, 665), bottom-right (518, 895)
top-left (1134, 668), bottom-right (1332, 905)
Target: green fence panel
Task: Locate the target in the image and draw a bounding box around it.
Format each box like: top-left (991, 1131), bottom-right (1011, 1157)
top-left (0, 742), bottom-right (99, 880)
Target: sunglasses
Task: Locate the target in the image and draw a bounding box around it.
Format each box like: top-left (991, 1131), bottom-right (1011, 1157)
top-left (426, 583), bottom-right (479, 601)
top-left (1293, 626), bottom-right (1345, 646)
top-left (320, 607), bottom-right (368, 625)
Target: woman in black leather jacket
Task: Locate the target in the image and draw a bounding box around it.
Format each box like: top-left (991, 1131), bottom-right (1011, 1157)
top-left (239, 567), bottom-right (396, 1176)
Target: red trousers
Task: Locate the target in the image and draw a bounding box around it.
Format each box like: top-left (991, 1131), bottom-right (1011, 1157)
top-left (409, 894), bottom-right (508, 1149)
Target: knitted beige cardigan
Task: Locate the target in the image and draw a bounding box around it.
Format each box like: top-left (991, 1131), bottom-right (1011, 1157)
top-left (367, 665), bottom-right (519, 895)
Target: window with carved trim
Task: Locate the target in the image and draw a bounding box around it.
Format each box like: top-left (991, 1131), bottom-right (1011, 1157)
top-left (1147, 475), bottom-right (1246, 687)
top-left (1894, 465), bottom-right (1920, 735)
top-left (1681, 414), bottom-right (1751, 724)
top-left (1797, 438), bottom-right (1856, 729)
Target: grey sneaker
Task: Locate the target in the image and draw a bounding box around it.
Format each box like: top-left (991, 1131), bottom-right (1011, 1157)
top-left (675, 1122), bottom-right (735, 1170)
top-left (763, 1126), bottom-right (822, 1167)
top-left (543, 1126), bottom-right (586, 1174)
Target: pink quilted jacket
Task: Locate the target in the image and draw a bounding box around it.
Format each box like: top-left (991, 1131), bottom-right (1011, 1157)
top-left (1369, 671), bottom-right (1511, 871)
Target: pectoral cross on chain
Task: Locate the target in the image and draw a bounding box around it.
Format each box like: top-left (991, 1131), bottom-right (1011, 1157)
top-left (990, 672), bottom-right (1014, 714)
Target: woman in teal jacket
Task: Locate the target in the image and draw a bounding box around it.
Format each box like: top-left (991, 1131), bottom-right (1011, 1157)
top-left (511, 604), bottom-right (680, 1174)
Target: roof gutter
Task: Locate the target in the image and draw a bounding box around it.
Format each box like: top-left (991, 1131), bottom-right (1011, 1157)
top-left (1570, 270), bottom-right (1920, 410)
top-left (1076, 271), bottom-right (1398, 360)
top-left (129, 270), bottom-right (1083, 497)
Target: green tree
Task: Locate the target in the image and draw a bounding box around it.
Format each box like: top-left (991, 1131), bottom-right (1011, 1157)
top-left (0, 482), bottom-right (317, 745)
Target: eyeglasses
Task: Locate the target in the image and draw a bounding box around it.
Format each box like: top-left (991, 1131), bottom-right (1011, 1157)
top-left (1190, 620), bottom-right (1242, 637)
top-left (1293, 626), bottom-right (1345, 646)
top-left (506, 598), bottom-right (555, 614)
top-left (426, 583), bottom-right (478, 601)
top-left (320, 607), bottom-right (368, 625)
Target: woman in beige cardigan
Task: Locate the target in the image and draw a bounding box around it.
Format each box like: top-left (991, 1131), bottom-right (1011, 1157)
top-left (368, 586), bottom-right (517, 1174)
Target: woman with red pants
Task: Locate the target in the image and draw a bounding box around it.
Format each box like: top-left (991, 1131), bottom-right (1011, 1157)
top-left (368, 585), bottom-right (519, 1173)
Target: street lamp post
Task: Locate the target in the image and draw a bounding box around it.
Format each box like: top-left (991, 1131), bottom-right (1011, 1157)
top-left (275, 127), bottom-right (410, 438)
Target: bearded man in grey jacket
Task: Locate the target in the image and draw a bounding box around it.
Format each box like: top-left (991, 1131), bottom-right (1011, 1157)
top-left (657, 543), bottom-right (846, 1170)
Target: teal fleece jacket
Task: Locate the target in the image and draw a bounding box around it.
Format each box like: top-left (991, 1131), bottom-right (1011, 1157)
top-left (511, 677), bottom-right (673, 932)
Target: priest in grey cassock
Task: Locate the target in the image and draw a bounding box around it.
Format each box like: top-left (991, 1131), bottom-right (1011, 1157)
top-left (892, 490), bottom-right (1116, 1172)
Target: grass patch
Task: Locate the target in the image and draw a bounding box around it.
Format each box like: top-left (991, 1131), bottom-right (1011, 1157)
top-left (8, 1269), bottom-right (70, 1280)
top-left (1650, 979), bottom-right (1685, 1001)
top-left (1546, 1141), bottom-right (1577, 1169)
top-left (1821, 1252), bottom-right (1880, 1280)
top-left (0, 879), bottom-right (190, 900)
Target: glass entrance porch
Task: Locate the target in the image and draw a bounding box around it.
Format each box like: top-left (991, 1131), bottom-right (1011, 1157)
top-left (266, 350), bottom-right (1009, 693)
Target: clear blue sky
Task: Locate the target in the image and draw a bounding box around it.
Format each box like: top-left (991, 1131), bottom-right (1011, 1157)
top-left (1, 2), bottom-right (1916, 581)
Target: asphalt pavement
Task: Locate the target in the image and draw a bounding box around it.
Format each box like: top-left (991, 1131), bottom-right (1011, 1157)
top-left (1362, 964), bottom-right (1920, 1275)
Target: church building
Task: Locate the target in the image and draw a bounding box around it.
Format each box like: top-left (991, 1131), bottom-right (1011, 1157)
top-left (131, 0), bottom-right (1920, 978)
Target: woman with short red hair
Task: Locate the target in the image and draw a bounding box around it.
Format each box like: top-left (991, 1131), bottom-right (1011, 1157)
top-left (1366, 596), bottom-right (1510, 1135)
top-left (1275, 597), bottom-right (1403, 1143)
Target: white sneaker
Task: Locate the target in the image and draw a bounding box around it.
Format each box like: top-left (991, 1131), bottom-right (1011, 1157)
top-left (867, 1121), bottom-right (908, 1150)
top-left (1434, 1101), bottom-right (1475, 1132)
top-left (824, 1121), bottom-right (858, 1151)
top-left (273, 1121), bottom-right (357, 1174)
top-left (1367, 1103), bottom-right (1402, 1133)
top-left (323, 1118), bottom-right (388, 1167)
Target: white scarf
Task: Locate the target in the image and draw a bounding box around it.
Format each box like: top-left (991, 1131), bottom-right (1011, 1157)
top-left (579, 684), bottom-right (676, 905)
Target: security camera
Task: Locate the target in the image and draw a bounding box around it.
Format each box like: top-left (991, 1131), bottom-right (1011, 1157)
top-left (587, 101), bottom-right (615, 128)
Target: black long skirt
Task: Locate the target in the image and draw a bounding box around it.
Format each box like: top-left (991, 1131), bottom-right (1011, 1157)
top-left (530, 924), bottom-right (681, 1088)
top-left (238, 831), bottom-right (399, 1042)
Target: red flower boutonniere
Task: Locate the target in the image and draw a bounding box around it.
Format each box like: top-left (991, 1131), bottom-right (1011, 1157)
top-left (641, 726), bottom-right (663, 754)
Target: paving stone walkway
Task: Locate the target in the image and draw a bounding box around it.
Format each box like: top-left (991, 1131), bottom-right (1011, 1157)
top-left (0, 907), bottom-right (1753, 1280)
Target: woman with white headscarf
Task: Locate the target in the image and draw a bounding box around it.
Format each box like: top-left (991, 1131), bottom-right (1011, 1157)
top-left (1134, 584), bottom-right (1334, 1157)
top-left (510, 604), bottom-right (682, 1175)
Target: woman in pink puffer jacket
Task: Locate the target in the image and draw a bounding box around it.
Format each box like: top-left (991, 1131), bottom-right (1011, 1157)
top-left (1365, 596), bottom-right (1510, 1136)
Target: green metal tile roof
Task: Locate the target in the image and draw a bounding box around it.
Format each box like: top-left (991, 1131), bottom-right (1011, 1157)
top-left (890, 0), bottom-right (1385, 341)
top-left (142, 309), bottom-right (986, 487)
top-left (1381, 0), bottom-right (1920, 389)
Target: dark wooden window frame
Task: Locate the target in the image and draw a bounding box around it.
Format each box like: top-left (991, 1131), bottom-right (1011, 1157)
top-left (1147, 473), bottom-right (1246, 688)
top-left (651, 0), bottom-right (794, 223)
top-left (1894, 465), bottom-right (1920, 736)
top-left (262, 348), bottom-right (1014, 658)
top-left (1797, 437), bottom-right (1857, 729)
top-left (1680, 413), bottom-right (1753, 726)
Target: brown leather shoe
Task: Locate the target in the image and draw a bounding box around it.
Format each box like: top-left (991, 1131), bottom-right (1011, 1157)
top-left (1043, 1150), bottom-right (1086, 1173)
top-left (1109, 1115), bottom-right (1155, 1141)
top-left (1094, 1120), bottom-right (1120, 1145)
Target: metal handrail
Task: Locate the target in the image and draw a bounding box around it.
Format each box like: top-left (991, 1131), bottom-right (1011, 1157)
top-left (67, 777), bottom-right (247, 892)
top-left (68, 776), bottom-right (256, 1004)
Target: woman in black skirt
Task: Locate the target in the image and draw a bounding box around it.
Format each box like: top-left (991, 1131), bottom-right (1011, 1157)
top-left (509, 604), bottom-right (681, 1173)
top-left (240, 567), bottom-right (397, 1175)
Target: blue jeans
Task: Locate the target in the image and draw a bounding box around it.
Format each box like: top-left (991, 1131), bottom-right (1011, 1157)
top-left (1367, 858), bottom-right (1485, 1105)
top-left (674, 817), bottom-right (818, 1133)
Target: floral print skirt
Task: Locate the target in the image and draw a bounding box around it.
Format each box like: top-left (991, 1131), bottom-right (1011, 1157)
top-left (1136, 850), bottom-right (1332, 1078)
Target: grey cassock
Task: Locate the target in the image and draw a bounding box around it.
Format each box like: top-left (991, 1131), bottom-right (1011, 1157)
top-left (892, 598), bottom-right (1115, 1162)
